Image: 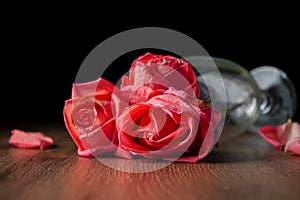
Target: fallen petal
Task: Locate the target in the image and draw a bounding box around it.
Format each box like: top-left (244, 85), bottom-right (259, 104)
top-left (259, 119), bottom-right (300, 155)
top-left (9, 129), bottom-right (54, 149)
top-left (258, 125), bottom-right (286, 149)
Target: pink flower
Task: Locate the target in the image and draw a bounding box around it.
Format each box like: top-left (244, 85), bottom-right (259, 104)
top-left (63, 52), bottom-right (222, 162)
top-left (63, 78), bottom-right (127, 157)
top-left (116, 88), bottom-right (221, 162)
top-left (121, 52), bottom-right (200, 104)
top-left (259, 119), bottom-right (300, 155)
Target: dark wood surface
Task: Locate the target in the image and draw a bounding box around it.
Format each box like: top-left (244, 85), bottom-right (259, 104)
top-left (0, 124), bottom-right (299, 200)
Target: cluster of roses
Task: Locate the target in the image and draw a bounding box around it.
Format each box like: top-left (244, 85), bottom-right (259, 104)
top-left (63, 52), bottom-right (221, 162)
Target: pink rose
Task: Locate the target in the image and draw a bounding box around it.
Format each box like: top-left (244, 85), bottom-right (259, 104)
top-left (63, 52), bottom-right (222, 163)
top-left (121, 52), bottom-right (200, 104)
top-left (116, 88), bottom-right (221, 162)
top-left (63, 78), bottom-right (126, 157)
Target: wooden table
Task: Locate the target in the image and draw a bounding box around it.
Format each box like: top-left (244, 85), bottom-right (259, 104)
top-left (0, 124), bottom-right (299, 200)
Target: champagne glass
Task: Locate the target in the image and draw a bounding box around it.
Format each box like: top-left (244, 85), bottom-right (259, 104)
top-left (186, 56), bottom-right (297, 142)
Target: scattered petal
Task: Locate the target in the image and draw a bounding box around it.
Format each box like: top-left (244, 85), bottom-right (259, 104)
top-left (9, 129), bottom-right (54, 149)
top-left (259, 119), bottom-right (300, 155)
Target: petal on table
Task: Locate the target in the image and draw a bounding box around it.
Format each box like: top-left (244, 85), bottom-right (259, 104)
top-left (258, 125), bottom-right (287, 149)
top-left (259, 120), bottom-right (300, 150)
top-left (9, 129), bottom-right (54, 149)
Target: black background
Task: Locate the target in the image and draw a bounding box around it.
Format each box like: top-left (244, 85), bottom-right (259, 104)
top-left (1, 8), bottom-right (299, 128)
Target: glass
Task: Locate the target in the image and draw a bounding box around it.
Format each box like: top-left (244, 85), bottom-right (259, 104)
top-left (187, 56), bottom-right (297, 142)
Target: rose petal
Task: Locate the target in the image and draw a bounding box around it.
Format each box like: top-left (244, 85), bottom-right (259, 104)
top-left (147, 93), bottom-right (199, 119)
top-left (121, 83), bottom-right (168, 105)
top-left (77, 145), bottom-right (117, 158)
top-left (169, 105), bottom-right (221, 163)
top-left (77, 148), bottom-right (93, 157)
top-left (258, 125), bottom-right (286, 149)
top-left (73, 78), bottom-right (127, 117)
top-left (64, 99), bottom-right (86, 150)
top-left (259, 120), bottom-right (300, 150)
top-left (78, 119), bottom-right (118, 154)
top-left (9, 129), bottom-right (54, 149)
top-left (72, 78), bottom-right (113, 100)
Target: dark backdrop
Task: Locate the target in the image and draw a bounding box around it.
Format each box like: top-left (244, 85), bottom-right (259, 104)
top-left (2, 13), bottom-right (299, 127)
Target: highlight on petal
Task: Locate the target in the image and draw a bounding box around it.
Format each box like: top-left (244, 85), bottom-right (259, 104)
top-left (259, 119), bottom-right (300, 155)
top-left (9, 129), bottom-right (54, 149)
top-left (284, 137), bottom-right (300, 155)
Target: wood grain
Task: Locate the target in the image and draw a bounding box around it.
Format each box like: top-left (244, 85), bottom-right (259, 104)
top-left (0, 124), bottom-right (300, 200)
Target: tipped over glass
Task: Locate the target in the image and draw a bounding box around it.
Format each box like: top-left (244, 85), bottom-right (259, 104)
top-left (187, 56), bottom-right (297, 142)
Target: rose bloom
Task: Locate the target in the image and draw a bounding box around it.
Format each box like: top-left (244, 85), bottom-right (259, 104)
top-left (116, 88), bottom-right (221, 162)
top-left (121, 52), bottom-right (200, 105)
top-left (64, 78), bottom-right (126, 157)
